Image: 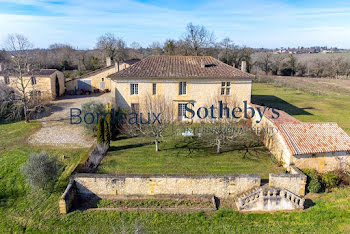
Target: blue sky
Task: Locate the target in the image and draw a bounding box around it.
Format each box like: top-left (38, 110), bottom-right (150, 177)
top-left (0, 0), bottom-right (350, 49)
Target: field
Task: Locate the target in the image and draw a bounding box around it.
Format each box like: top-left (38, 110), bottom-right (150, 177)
top-left (0, 80), bottom-right (350, 233)
top-left (253, 79), bottom-right (350, 134)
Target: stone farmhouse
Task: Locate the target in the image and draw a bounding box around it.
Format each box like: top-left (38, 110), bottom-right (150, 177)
top-left (251, 106), bottom-right (350, 173)
top-left (65, 58), bottom-right (140, 94)
top-left (0, 68), bottom-right (65, 99)
top-left (108, 55), bottom-right (254, 121)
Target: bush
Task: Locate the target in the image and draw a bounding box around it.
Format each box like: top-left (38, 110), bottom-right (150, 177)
top-left (302, 168), bottom-right (321, 193)
top-left (81, 101), bottom-right (105, 134)
top-left (321, 172), bottom-right (339, 192)
top-left (21, 152), bottom-right (63, 190)
top-left (308, 179), bottom-right (322, 193)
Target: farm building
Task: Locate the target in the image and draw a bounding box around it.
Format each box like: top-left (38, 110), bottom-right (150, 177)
top-left (251, 105), bottom-right (350, 173)
top-left (0, 68), bottom-right (65, 99)
top-left (65, 58), bottom-right (140, 94)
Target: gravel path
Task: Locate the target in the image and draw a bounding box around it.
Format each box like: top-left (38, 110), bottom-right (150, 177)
top-left (28, 93), bottom-right (112, 148)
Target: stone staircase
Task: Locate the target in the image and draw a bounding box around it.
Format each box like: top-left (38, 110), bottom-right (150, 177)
top-left (235, 187), bottom-right (305, 212)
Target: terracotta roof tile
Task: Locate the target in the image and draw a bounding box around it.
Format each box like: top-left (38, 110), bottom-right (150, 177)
top-left (109, 55), bottom-right (255, 79)
top-left (279, 122), bottom-right (350, 155)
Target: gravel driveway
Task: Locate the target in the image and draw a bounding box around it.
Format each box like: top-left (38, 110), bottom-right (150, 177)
top-left (28, 93), bottom-right (112, 148)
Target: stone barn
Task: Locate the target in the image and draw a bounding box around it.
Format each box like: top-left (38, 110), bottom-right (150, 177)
top-left (252, 105), bottom-right (350, 173)
top-left (0, 68), bottom-right (65, 99)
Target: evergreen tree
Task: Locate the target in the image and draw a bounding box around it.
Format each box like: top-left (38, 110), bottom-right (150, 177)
top-left (97, 116), bottom-right (105, 144)
top-left (104, 114), bottom-right (111, 144)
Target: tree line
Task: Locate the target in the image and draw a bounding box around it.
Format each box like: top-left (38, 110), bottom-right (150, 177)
top-left (1, 22), bottom-right (350, 80)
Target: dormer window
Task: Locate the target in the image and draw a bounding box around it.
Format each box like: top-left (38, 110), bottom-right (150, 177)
top-left (31, 76), bottom-right (36, 85)
top-left (4, 76), bottom-right (10, 84)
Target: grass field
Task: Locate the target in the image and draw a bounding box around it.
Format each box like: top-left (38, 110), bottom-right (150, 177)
top-left (97, 135), bottom-right (282, 178)
top-left (0, 80), bottom-right (350, 233)
top-left (252, 82), bottom-right (350, 134)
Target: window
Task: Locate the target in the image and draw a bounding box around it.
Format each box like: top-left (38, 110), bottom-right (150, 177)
top-left (221, 88), bottom-right (225, 95)
top-left (179, 82), bottom-right (186, 95)
top-left (152, 83), bottom-right (156, 95)
top-left (130, 83), bottom-right (138, 95)
top-left (102, 78), bottom-right (104, 81)
top-left (131, 103), bottom-right (139, 113)
top-left (221, 81), bottom-right (231, 95)
top-left (31, 76), bottom-right (36, 85)
top-left (178, 103), bottom-right (187, 120)
top-left (4, 76), bottom-right (10, 84)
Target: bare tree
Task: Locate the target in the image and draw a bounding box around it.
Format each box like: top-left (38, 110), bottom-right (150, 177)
top-left (256, 52), bottom-right (272, 74)
top-left (149, 41), bottom-right (163, 55)
top-left (5, 34), bottom-right (33, 122)
top-left (96, 33), bottom-right (127, 62)
top-left (183, 23), bottom-right (214, 56)
top-left (218, 38), bottom-right (238, 66)
top-left (164, 39), bottom-right (176, 55)
top-left (121, 94), bottom-right (174, 152)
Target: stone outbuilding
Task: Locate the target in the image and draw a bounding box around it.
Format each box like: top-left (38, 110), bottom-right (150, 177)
top-left (65, 58), bottom-right (140, 94)
top-left (252, 105), bottom-right (350, 172)
top-left (0, 68), bottom-right (65, 99)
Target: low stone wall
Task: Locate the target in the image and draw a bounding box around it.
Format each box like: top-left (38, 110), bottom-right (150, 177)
top-left (59, 179), bottom-right (76, 214)
top-left (269, 167), bottom-right (307, 196)
top-left (74, 173), bottom-right (261, 199)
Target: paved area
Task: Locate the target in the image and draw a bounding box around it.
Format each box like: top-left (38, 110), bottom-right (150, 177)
top-left (28, 93), bottom-right (112, 148)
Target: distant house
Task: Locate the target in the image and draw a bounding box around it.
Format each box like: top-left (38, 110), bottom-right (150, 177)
top-left (252, 106), bottom-right (350, 172)
top-left (108, 55), bottom-right (254, 121)
top-left (0, 68), bottom-right (65, 99)
top-left (65, 58), bottom-right (140, 93)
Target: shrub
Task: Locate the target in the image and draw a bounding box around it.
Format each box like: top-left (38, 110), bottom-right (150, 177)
top-left (96, 116), bottom-right (105, 144)
top-left (302, 168), bottom-right (321, 193)
top-left (21, 152), bottom-right (63, 190)
top-left (321, 172), bottom-right (339, 192)
top-left (308, 179), bottom-right (322, 193)
top-left (81, 101), bottom-right (105, 134)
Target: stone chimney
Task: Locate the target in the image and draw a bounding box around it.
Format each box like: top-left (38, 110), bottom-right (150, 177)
top-left (106, 57), bottom-right (112, 67)
top-left (232, 63), bottom-right (235, 68)
top-left (115, 61), bottom-right (120, 72)
top-left (241, 61), bottom-right (247, 72)
top-left (200, 59), bottom-right (205, 68)
top-left (0, 63), bottom-right (3, 72)
top-left (27, 64), bottom-right (30, 72)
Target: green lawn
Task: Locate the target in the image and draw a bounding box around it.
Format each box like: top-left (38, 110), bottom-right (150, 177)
top-left (1, 81), bottom-right (350, 233)
top-left (252, 83), bottom-right (350, 134)
top-left (97, 135), bottom-right (282, 178)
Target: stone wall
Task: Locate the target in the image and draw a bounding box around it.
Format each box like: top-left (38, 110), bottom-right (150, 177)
top-left (294, 151), bottom-right (349, 173)
top-left (74, 173), bottom-right (261, 199)
top-left (59, 179), bottom-right (76, 214)
top-left (269, 167), bottom-right (307, 196)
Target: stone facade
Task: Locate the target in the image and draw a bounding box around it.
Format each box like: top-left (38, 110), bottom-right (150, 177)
top-left (66, 62), bottom-right (131, 92)
top-left (0, 70), bottom-right (65, 99)
top-left (110, 78), bottom-right (252, 121)
top-left (74, 173), bottom-right (261, 199)
top-left (294, 151), bottom-right (349, 173)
